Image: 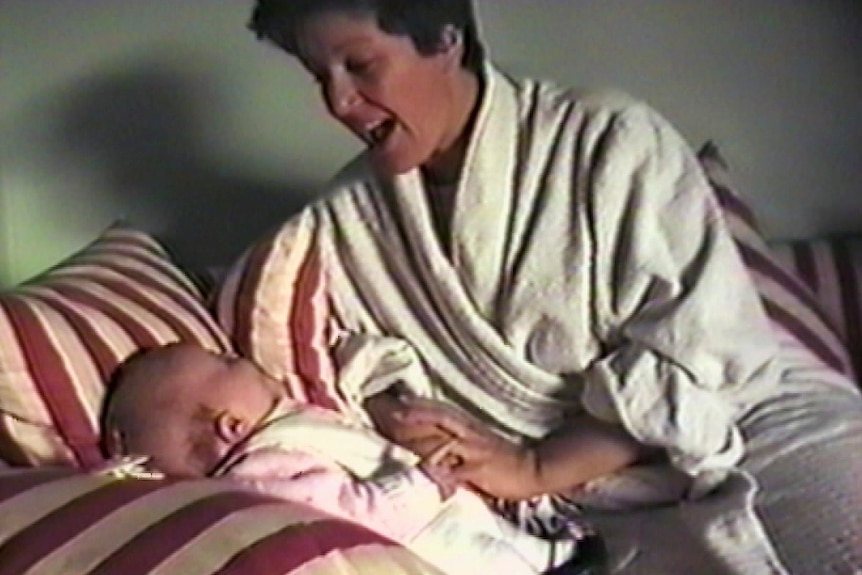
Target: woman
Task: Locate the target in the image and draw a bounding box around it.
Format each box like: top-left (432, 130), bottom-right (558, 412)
top-left (246, 1), bottom-right (862, 573)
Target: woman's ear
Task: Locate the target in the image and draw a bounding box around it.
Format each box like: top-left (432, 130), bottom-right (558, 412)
top-left (214, 411), bottom-right (252, 444)
top-left (437, 24), bottom-right (465, 71)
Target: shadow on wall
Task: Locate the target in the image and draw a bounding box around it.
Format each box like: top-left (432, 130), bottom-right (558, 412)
top-left (53, 60), bottom-right (313, 269)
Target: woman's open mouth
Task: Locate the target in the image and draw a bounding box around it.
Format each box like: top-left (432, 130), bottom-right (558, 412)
top-left (362, 119), bottom-right (396, 148)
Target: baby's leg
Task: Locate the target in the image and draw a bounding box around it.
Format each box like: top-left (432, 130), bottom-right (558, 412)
top-left (409, 489), bottom-right (574, 573)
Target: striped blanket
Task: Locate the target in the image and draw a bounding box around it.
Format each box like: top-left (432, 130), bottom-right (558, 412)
top-left (0, 467), bottom-right (443, 575)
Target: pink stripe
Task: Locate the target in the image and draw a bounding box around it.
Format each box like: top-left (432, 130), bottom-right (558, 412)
top-left (736, 243), bottom-right (842, 337)
top-left (291, 249), bottom-right (338, 412)
top-left (46, 284), bottom-right (169, 349)
top-left (71, 237), bottom-right (227, 349)
top-left (115, 266), bottom-right (228, 349)
top-left (235, 235), bottom-right (280, 358)
top-left (791, 241), bottom-right (819, 293)
top-left (712, 183), bottom-right (759, 231)
top-left (832, 240), bottom-right (862, 382)
top-left (216, 517), bottom-right (397, 575)
top-left (87, 490), bottom-right (289, 575)
top-left (0, 298), bottom-right (97, 468)
top-left (763, 300), bottom-right (847, 374)
top-left (0, 479), bottom-right (162, 575)
top-left (29, 288), bottom-right (125, 383)
top-left (0, 469), bottom-right (72, 503)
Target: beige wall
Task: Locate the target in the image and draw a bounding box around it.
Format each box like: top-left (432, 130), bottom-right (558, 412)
top-left (2, 1), bottom-right (862, 286)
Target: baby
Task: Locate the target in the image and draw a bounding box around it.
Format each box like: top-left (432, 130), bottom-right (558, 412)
top-left (101, 342), bottom-right (592, 575)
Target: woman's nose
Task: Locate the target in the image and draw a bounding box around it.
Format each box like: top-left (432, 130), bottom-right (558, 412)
top-left (323, 77), bottom-right (359, 118)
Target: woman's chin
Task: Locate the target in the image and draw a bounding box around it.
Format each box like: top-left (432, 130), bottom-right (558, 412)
top-left (369, 152), bottom-right (421, 178)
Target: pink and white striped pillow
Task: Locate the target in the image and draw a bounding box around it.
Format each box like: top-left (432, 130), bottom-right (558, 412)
top-left (699, 142), bottom-right (855, 380)
top-left (214, 211), bottom-right (343, 413)
top-left (769, 237), bottom-right (862, 380)
top-left (0, 467), bottom-right (442, 575)
top-left (0, 225), bottom-right (231, 468)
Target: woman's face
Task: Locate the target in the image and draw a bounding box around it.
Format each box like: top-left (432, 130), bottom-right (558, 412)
top-left (295, 10), bottom-right (473, 177)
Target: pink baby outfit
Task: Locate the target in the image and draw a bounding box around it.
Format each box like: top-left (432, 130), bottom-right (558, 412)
top-left (214, 401), bottom-right (574, 575)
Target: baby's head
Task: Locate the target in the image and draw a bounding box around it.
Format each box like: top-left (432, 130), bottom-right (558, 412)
top-left (102, 342), bottom-right (282, 477)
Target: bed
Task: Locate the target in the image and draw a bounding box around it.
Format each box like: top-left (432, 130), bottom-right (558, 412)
top-left (1, 144), bottom-right (860, 574)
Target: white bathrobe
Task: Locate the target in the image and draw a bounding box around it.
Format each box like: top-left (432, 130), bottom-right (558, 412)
top-left (261, 63), bottom-right (862, 573)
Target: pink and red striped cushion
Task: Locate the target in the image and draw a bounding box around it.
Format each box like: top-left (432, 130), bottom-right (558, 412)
top-left (214, 212), bottom-right (344, 413)
top-left (0, 468), bottom-right (442, 575)
top-left (769, 237), bottom-right (862, 380)
top-left (0, 225), bottom-right (231, 468)
top-left (699, 142), bottom-right (856, 381)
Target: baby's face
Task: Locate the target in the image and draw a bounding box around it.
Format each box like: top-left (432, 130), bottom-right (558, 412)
top-left (107, 345), bottom-right (280, 477)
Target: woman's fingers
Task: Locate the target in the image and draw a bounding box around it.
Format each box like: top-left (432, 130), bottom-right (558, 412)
top-left (400, 398), bottom-right (483, 438)
top-left (442, 435), bottom-right (493, 461)
top-left (404, 434), bottom-right (456, 460)
top-left (423, 437), bottom-right (459, 466)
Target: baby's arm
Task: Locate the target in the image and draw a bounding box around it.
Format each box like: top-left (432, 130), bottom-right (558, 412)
top-left (226, 447), bottom-right (450, 542)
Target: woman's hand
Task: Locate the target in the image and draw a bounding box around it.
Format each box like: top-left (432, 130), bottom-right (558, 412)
top-left (362, 392), bottom-right (457, 460)
top-left (399, 398), bottom-right (543, 500)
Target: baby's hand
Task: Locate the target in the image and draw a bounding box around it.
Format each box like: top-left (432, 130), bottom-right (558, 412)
top-left (92, 455), bottom-right (165, 480)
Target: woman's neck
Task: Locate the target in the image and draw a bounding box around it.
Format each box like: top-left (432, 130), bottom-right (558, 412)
top-left (422, 68), bottom-right (483, 187)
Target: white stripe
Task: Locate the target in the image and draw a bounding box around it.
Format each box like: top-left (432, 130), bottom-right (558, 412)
top-left (148, 499), bottom-right (326, 575)
top-left (0, 472), bottom-right (112, 546)
top-left (23, 479), bottom-right (246, 575)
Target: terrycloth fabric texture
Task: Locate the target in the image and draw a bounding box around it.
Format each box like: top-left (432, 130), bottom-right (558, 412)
top-left (211, 62), bottom-right (862, 572)
top-left (219, 407), bottom-right (565, 574)
top-left (0, 467), bottom-right (444, 575)
top-left (332, 332), bottom-right (445, 427)
top-left (296, 64), bottom-right (839, 573)
top-left (315, 65), bottom-right (779, 485)
top-left (0, 225), bottom-right (231, 468)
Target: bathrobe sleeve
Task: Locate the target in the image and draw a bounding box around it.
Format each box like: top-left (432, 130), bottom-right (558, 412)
top-left (577, 102), bottom-right (780, 490)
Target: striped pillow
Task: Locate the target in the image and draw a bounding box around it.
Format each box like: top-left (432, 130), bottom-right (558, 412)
top-left (0, 225), bottom-right (231, 469)
top-left (769, 237), bottom-right (862, 380)
top-left (0, 467), bottom-right (442, 575)
top-left (214, 211), bottom-right (344, 413)
top-left (698, 142), bottom-right (855, 379)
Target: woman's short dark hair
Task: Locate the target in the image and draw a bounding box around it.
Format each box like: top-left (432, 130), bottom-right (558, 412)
top-left (248, 0), bottom-right (485, 73)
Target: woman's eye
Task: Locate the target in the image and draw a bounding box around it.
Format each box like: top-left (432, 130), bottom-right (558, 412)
top-left (346, 59), bottom-right (376, 76)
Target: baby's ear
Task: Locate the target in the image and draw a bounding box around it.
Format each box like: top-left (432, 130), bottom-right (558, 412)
top-left (214, 411), bottom-right (252, 444)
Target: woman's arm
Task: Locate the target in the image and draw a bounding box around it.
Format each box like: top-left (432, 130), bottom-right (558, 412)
top-left (399, 399), bottom-right (654, 500)
top-left (529, 413), bottom-right (656, 495)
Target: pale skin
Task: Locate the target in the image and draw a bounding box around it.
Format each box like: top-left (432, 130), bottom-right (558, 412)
top-left (104, 344), bottom-right (460, 498)
top-left (295, 9), bottom-right (654, 502)
top-left (104, 343), bottom-right (281, 478)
